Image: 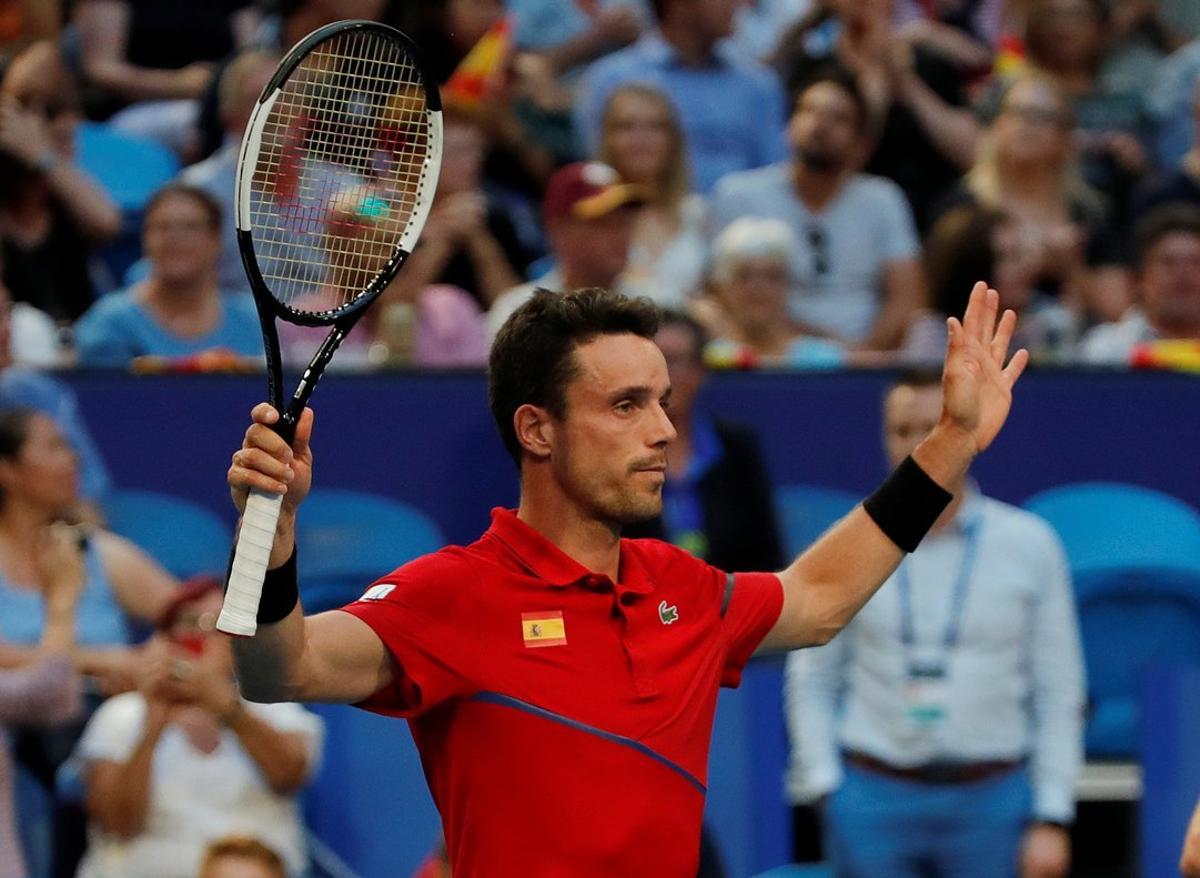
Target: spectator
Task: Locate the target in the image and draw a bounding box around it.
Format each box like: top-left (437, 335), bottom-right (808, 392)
top-left (0, 522), bottom-right (82, 878)
top-left (0, 406), bottom-right (175, 877)
top-left (774, 0), bottom-right (980, 231)
top-left (0, 281), bottom-right (110, 510)
top-left (1147, 36), bottom-right (1200, 170)
top-left (596, 83), bottom-right (706, 309)
top-left (1103, 0), bottom-right (1196, 96)
top-left (710, 71), bottom-right (924, 350)
top-left (385, 108), bottom-right (529, 312)
top-left (74, 184), bottom-right (262, 369)
top-left (903, 206), bottom-right (1079, 364)
top-left (1079, 204), bottom-right (1200, 365)
top-left (0, 270), bottom-right (61, 369)
top-left (1011, 0), bottom-right (1150, 213)
top-left (75, 578), bottom-right (323, 878)
top-left (891, 0), bottom-right (1007, 66)
top-left (1134, 76), bottom-right (1200, 219)
top-left (575, 0), bottom-right (789, 193)
top-left (0, 42), bottom-right (121, 324)
top-left (198, 837), bottom-right (286, 878)
top-left (729, 0), bottom-right (810, 62)
top-left (695, 217), bottom-right (848, 368)
top-left (487, 161), bottom-right (646, 337)
top-left (785, 369), bottom-right (1085, 878)
top-left (70, 0), bottom-right (259, 155)
top-left (942, 73), bottom-right (1129, 321)
top-left (509, 0), bottom-right (645, 78)
top-left (624, 310), bottom-right (785, 572)
top-left (180, 48), bottom-right (280, 295)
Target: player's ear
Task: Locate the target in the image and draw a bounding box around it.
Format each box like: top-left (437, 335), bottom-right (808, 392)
top-left (513, 404), bottom-right (554, 461)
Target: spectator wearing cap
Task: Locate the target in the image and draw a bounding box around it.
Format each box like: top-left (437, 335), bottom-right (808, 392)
top-left (1079, 204), bottom-right (1200, 365)
top-left (575, 0), bottom-right (789, 194)
top-left (75, 579), bottom-right (323, 878)
top-left (73, 184), bottom-right (262, 369)
top-left (487, 162), bottom-right (646, 338)
top-left (710, 71), bottom-right (924, 351)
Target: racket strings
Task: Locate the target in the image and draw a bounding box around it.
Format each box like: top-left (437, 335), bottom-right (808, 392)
top-left (249, 28), bottom-right (432, 316)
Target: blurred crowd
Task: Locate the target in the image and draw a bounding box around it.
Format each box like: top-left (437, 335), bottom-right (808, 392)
top-left (2, 0), bottom-right (1200, 877)
top-left (0, 0), bottom-right (1197, 376)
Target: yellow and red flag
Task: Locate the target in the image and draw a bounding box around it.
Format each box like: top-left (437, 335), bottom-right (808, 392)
top-left (443, 18), bottom-right (512, 108)
top-left (522, 611), bottom-right (567, 648)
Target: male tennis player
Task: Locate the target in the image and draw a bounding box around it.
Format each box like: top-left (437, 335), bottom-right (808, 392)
top-left (226, 281), bottom-right (1026, 877)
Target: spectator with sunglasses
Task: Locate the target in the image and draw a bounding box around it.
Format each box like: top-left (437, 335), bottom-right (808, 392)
top-left (710, 70), bottom-right (925, 351)
top-left (0, 42), bottom-right (120, 326)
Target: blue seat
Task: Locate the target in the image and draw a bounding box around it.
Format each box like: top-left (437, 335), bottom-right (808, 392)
top-left (105, 489), bottom-right (232, 580)
top-left (297, 490), bottom-right (444, 611)
top-left (775, 485), bottom-right (860, 559)
top-left (751, 866), bottom-right (834, 878)
top-left (1024, 483), bottom-right (1200, 758)
top-left (1023, 482), bottom-right (1200, 579)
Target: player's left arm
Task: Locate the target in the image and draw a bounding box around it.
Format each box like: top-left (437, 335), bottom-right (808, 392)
top-left (759, 283), bottom-right (1028, 652)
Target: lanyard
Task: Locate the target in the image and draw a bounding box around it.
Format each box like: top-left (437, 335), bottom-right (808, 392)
top-left (897, 521), bottom-right (981, 654)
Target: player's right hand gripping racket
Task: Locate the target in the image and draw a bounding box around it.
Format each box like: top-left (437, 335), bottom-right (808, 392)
top-left (217, 20), bottom-right (442, 636)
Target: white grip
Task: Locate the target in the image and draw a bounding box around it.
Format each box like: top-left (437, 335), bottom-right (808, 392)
top-left (217, 489), bottom-right (285, 636)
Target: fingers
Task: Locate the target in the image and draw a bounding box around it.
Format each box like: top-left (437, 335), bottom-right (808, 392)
top-left (960, 281), bottom-right (987, 341)
top-left (1003, 348), bottom-right (1030, 386)
top-left (292, 407), bottom-right (314, 458)
top-left (991, 308), bottom-right (1017, 366)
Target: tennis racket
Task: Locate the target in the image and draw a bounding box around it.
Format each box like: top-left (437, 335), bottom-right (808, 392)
top-left (217, 20), bottom-right (442, 636)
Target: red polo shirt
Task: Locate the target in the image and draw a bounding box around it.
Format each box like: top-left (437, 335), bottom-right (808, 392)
top-left (338, 508), bottom-right (783, 877)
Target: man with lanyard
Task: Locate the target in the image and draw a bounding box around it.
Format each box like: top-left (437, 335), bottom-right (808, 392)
top-left (225, 284), bottom-right (1026, 877)
top-left (785, 369), bottom-right (1085, 878)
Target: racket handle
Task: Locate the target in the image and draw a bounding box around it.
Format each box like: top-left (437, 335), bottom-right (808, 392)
top-left (217, 489), bottom-right (285, 636)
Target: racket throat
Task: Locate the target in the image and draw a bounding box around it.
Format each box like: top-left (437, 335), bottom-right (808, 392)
top-left (283, 325), bottom-right (351, 432)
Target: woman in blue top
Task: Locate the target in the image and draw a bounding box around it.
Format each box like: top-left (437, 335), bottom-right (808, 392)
top-left (73, 183), bottom-right (262, 368)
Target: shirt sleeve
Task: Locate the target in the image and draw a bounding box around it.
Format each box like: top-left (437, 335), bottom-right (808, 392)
top-left (1028, 524), bottom-right (1087, 823)
top-left (336, 553), bottom-right (481, 719)
top-left (0, 656), bottom-right (80, 725)
top-left (74, 306), bottom-right (137, 368)
top-left (784, 636), bottom-right (848, 803)
top-left (720, 571), bottom-right (784, 687)
top-left (75, 693), bottom-right (146, 765)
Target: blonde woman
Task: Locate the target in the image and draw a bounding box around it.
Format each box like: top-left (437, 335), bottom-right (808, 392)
top-left (597, 83), bottom-right (707, 310)
top-left (941, 72), bottom-right (1128, 320)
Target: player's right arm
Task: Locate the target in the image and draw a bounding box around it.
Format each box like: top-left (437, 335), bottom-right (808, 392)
top-left (226, 404), bottom-right (397, 705)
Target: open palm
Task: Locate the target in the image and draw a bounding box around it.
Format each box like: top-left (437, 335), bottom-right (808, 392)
top-left (942, 283), bottom-right (1029, 453)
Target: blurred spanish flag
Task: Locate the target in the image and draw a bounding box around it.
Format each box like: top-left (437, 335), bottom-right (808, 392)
top-left (443, 17), bottom-right (512, 108)
top-left (1131, 339), bottom-right (1200, 372)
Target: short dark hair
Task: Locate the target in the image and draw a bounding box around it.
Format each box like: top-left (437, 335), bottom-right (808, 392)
top-left (0, 407), bottom-right (37, 508)
top-left (788, 65), bottom-right (870, 133)
top-left (488, 288), bottom-right (661, 466)
top-left (924, 205), bottom-right (1008, 318)
top-left (145, 182), bottom-right (223, 232)
top-left (657, 309), bottom-right (708, 364)
top-left (200, 837), bottom-right (286, 878)
top-left (1134, 203), bottom-right (1200, 270)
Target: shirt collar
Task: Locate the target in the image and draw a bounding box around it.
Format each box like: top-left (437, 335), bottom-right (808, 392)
top-left (486, 508), bottom-right (655, 595)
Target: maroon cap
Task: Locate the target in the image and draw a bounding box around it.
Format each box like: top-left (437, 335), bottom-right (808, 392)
top-left (542, 162), bottom-right (649, 222)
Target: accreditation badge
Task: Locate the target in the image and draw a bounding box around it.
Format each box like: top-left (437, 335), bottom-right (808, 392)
top-left (904, 660), bottom-right (949, 728)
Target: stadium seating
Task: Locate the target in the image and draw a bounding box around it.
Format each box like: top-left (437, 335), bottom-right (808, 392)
top-left (296, 490), bottom-right (445, 612)
top-left (104, 488), bottom-right (232, 580)
top-left (1024, 483), bottom-right (1200, 757)
top-left (750, 865), bottom-right (833, 878)
top-left (774, 484), bottom-right (861, 559)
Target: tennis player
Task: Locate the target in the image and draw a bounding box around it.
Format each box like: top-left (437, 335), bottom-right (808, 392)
top-left (226, 281), bottom-right (1027, 877)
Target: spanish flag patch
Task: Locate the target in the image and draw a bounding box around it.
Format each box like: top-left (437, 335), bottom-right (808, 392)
top-left (522, 611), bottom-right (567, 648)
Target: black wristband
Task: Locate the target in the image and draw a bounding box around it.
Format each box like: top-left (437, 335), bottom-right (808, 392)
top-left (224, 543), bottom-right (299, 625)
top-left (257, 546), bottom-right (299, 625)
top-left (863, 456), bottom-right (953, 553)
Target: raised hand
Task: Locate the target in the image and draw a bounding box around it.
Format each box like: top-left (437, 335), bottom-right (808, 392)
top-left (228, 404), bottom-right (314, 516)
top-left (942, 282), bottom-right (1029, 455)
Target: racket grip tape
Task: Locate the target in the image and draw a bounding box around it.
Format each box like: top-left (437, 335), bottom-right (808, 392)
top-left (217, 489), bottom-right (285, 636)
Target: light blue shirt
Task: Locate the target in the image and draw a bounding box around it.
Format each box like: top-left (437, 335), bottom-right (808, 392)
top-left (574, 31), bottom-right (789, 193)
top-left (710, 163), bottom-right (920, 342)
top-left (75, 289), bottom-right (263, 368)
top-left (784, 491), bottom-right (1086, 822)
top-left (179, 143), bottom-right (248, 296)
top-left (510, 0), bottom-right (649, 51)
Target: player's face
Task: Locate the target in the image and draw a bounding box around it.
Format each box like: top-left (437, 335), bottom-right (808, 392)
top-left (553, 334), bottom-right (676, 526)
top-left (883, 384), bottom-right (943, 469)
top-left (0, 413), bottom-right (79, 513)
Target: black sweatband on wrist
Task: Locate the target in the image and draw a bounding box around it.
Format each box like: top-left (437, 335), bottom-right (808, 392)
top-left (863, 455), bottom-right (953, 553)
top-left (256, 546), bottom-right (299, 625)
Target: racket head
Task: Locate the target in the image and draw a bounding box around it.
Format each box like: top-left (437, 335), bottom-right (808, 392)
top-left (235, 19), bottom-right (442, 328)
